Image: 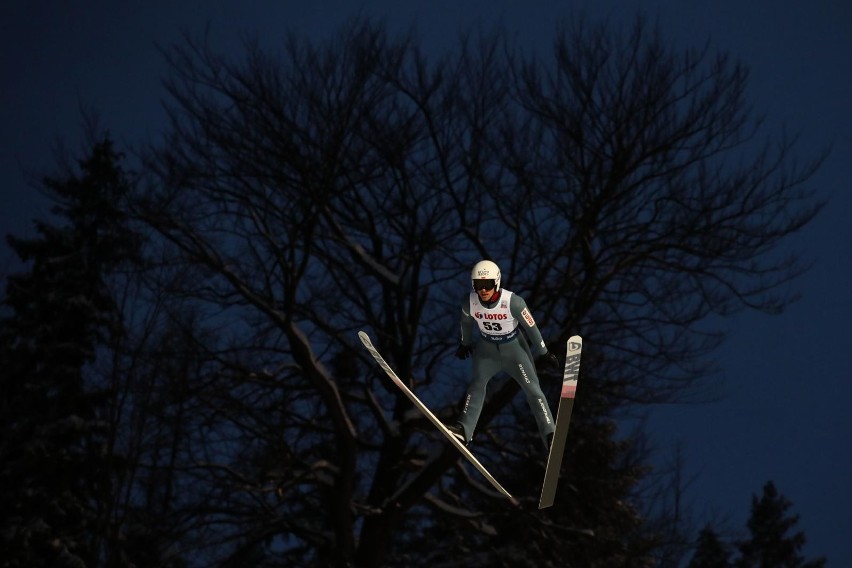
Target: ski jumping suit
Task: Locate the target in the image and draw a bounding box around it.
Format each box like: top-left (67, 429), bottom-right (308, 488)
top-left (456, 288), bottom-right (555, 445)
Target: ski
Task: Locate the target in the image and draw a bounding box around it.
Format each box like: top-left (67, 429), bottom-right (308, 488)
top-left (539, 335), bottom-right (583, 509)
top-left (358, 331), bottom-right (517, 505)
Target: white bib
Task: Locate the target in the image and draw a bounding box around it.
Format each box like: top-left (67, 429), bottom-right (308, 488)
top-left (469, 290), bottom-right (519, 342)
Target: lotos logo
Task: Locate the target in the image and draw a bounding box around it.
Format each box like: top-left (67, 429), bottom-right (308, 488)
top-left (474, 312), bottom-right (507, 320)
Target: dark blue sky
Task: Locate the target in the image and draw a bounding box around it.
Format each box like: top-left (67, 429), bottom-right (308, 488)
top-left (2, 1), bottom-right (850, 564)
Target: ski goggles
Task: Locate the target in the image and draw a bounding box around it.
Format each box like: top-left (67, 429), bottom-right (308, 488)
top-left (473, 279), bottom-right (496, 291)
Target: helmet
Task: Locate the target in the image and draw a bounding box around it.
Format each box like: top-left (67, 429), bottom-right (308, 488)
top-left (471, 260), bottom-right (501, 292)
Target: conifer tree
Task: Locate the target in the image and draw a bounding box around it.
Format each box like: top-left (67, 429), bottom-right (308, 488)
top-left (688, 526), bottom-right (732, 568)
top-left (736, 481), bottom-right (826, 568)
top-left (0, 137), bottom-right (138, 566)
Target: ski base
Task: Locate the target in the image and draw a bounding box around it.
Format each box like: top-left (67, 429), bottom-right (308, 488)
top-left (539, 335), bottom-right (583, 509)
top-left (358, 331), bottom-right (518, 505)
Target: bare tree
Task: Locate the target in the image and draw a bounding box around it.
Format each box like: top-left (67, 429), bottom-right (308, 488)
top-left (508, 16), bottom-right (823, 408)
top-left (130, 15), bottom-right (822, 567)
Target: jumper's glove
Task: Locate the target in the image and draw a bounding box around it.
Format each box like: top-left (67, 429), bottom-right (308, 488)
top-left (537, 351), bottom-right (560, 369)
top-left (455, 344), bottom-right (473, 360)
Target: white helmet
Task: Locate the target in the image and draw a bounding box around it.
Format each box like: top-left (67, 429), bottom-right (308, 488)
top-left (471, 260), bottom-right (501, 292)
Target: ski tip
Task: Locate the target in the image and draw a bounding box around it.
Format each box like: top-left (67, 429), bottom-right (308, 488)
top-left (567, 335), bottom-right (582, 347)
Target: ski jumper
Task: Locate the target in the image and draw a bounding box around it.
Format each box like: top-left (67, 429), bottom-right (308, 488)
top-left (456, 289), bottom-right (555, 445)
